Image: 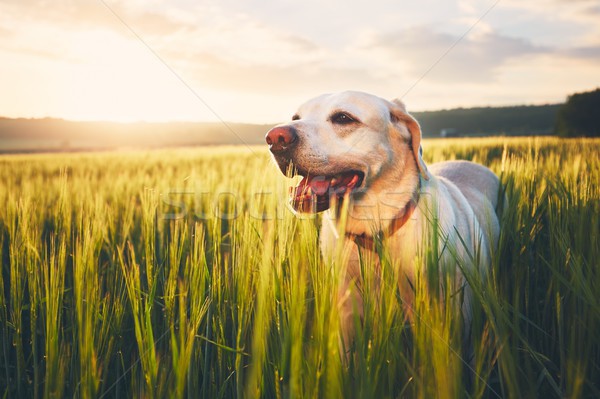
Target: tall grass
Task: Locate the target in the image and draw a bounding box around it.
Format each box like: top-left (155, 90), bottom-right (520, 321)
top-left (0, 137), bottom-right (598, 398)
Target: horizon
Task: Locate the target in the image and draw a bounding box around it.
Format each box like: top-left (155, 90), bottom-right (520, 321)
top-left (0, 102), bottom-right (562, 154)
top-left (1, 1), bottom-right (599, 124)
top-left (0, 99), bottom-right (567, 126)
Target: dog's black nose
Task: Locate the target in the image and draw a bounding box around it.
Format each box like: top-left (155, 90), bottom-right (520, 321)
top-left (265, 126), bottom-right (298, 153)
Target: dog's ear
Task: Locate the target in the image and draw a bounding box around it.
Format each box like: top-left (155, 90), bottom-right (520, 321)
top-left (389, 99), bottom-right (430, 180)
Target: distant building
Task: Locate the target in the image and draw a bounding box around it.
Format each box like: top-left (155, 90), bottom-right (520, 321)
top-left (440, 128), bottom-right (460, 138)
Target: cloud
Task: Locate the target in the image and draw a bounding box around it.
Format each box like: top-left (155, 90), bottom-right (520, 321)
top-left (0, 0), bottom-right (324, 68)
top-left (586, 4), bottom-right (600, 15)
top-left (177, 18), bottom-right (324, 68)
top-left (182, 52), bottom-right (387, 96)
top-left (564, 46), bottom-right (600, 61)
top-left (0, 0), bottom-right (186, 41)
top-left (364, 27), bottom-right (544, 83)
top-left (500, 0), bottom-right (600, 34)
top-left (0, 0), bottom-right (598, 122)
top-left (1, 0), bottom-right (108, 28)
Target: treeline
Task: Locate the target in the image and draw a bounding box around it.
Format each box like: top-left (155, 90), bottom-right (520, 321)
top-left (412, 87), bottom-right (600, 138)
top-left (556, 88), bottom-right (600, 137)
top-left (0, 105), bottom-right (564, 152)
top-left (413, 104), bottom-right (561, 137)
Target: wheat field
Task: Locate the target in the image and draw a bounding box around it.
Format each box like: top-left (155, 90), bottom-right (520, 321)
top-left (0, 137), bottom-right (598, 398)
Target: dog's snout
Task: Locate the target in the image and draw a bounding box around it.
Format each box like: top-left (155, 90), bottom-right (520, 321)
top-left (265, 126), bottom-right (298, 153)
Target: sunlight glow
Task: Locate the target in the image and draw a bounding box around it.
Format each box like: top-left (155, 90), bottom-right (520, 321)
top-left (57, 30), bottom-right (215, 122)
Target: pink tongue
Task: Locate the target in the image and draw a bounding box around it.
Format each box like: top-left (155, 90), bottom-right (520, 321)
top-left (309, 176), bottom-right (331, 195)
top-left (292, 173), bottom-right (360, 198)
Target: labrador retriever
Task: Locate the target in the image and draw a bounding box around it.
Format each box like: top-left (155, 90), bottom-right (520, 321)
top-left (265, 91), bottom-right (501, 353)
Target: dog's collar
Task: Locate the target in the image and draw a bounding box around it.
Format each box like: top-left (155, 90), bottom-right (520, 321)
top-left (345, 179), bottom-right (421, 250)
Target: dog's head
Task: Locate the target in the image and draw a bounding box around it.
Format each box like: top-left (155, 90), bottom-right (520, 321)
top-left (266, 91), bottom-right (429, 213)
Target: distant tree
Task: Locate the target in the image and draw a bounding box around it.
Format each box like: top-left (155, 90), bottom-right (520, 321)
top-left (556, 88), bottom-right (600, 137)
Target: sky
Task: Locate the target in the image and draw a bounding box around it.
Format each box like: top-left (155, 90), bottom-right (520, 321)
top-left (0, 0), bottom-right (599, 124)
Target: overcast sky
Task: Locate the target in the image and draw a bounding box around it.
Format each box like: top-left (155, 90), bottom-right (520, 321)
top-left (0, 0), bottom-right (599, 123)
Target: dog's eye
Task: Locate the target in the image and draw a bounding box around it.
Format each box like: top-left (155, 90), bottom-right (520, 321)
top-left (292, 114), bottom-right (300, 121)
top-left (330, 112), bottom-right (357, 125)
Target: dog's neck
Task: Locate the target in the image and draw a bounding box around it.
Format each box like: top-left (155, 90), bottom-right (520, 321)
top-left (344, 177), bottom-right (421, 249)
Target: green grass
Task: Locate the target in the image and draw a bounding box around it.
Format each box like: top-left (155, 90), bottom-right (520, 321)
top-left (0, 137), bottom-right (598, 398)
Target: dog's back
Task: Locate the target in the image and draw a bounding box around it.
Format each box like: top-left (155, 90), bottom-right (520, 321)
top-left (428, 160), bottom-right (499, 207)
top-left (428, 160), bottom-right (501, 250)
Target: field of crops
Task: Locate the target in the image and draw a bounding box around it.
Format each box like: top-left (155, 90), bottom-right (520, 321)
top-left (0, 137), bottom-right (598, 398)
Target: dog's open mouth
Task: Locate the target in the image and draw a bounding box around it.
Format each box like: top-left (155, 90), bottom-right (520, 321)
top-left (290, 171), bottom-right (364, 213)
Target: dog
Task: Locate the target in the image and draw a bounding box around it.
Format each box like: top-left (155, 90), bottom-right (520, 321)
top-left (265, 91), bottom-right (501, 354)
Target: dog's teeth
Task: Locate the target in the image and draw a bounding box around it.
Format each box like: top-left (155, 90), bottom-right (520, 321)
top-left (330, 178), bottom-right (338, 186)
top-left (306, 186), bottom-right (312, 195)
